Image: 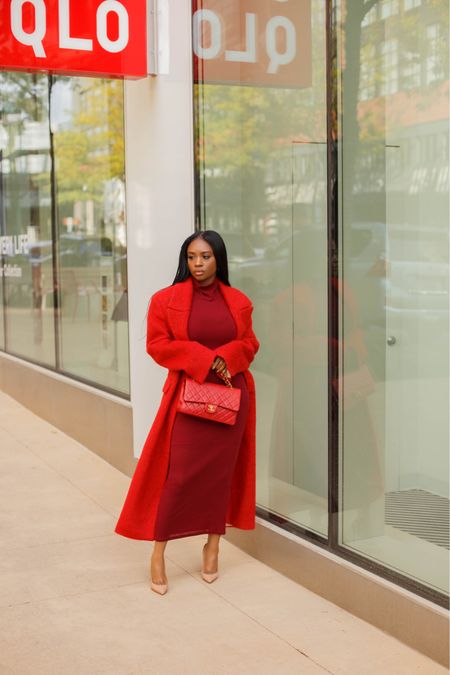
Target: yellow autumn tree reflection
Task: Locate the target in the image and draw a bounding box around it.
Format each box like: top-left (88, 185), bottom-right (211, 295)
top-left (52, 78), bottom-right (125, 214)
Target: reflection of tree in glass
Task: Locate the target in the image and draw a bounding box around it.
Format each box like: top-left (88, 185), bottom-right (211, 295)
top-left (194, 1), bottom-right (327, 236)
top-left (52, 78), bottom-right (125, 211)
top-left (0, 72), bottom-right (48, 123)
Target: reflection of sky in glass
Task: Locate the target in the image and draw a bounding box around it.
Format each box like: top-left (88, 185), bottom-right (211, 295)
top-left (16, 121), bottom-right (49, 152)
top-left (50, 80), bottom-right (74, 131)
top-left (0, 123), bottom-right (8, 151)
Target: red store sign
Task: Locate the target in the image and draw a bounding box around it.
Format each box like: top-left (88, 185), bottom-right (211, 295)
top-left (0, 0), bottom-right (148, 78)
top-left (193, 0), bottom-right (312, 88)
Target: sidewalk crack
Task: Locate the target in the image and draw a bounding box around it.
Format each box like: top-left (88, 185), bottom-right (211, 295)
top-left (180, 567), bottom-right (336, 675)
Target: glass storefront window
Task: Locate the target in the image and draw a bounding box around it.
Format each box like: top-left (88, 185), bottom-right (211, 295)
top-left (194, 0), bottom-right (449, 602)
top-left (51, 78), bottom-right (129, 394)
top-left (194, 0), bottom-right (329, 537)
top-left (0, 74), bottom-right (129, 396)
top-left (337, 0), bottom-right (449, 594)
top-left (0, 73), bottom-right (56, 366)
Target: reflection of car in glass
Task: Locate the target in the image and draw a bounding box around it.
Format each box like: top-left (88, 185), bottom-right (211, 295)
top-left (223, 233), bottom-right (258, 263)
top-left (2, 234), bottom-right (125, 304)
top-left (228, 223), bottom-right (384, 299)
top-left (384, 226), bottom-right (449, 315)
top-left (28, 239), bottom-right (54, 266)
top-left (3, 234), bottom-right (121, 267)
top-left (225, 222), bottom-right (447, 382)
top-left (227, 223), bottom-right (387, 374)
top-left (8, 236), bottom-right (121, 269)
top-left (59, 234), bottom-right (125, 264)
top-left (385, 260), bottom-right (448, 313)
top-left (59, 234), bottom-right (116, 267)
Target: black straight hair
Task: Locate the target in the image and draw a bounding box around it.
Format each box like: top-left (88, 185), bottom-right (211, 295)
top-left (143, 230), bottom-right (230, 339)
top-left (172, 230), bottom-right (231, 286)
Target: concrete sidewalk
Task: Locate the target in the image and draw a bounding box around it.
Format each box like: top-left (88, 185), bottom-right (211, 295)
top-left (0, 391), bottom-right (445, 675)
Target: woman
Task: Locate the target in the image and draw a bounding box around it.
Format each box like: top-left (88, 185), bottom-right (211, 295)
top-left (114, 230), bottom-right (259, 595)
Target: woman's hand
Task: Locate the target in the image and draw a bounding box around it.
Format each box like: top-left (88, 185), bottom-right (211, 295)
top-left (211, 356), bottom-right (231, 378)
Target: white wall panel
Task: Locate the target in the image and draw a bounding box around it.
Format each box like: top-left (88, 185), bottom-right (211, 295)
top-left (124, 0), bottom-right (194, 456)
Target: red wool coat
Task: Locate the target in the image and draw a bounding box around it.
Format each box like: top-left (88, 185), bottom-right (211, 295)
top-left (114, 275), bottom-right (260, 540)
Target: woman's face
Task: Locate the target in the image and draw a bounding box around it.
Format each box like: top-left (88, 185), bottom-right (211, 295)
top-left (187, 237), bottom-right (217, 285)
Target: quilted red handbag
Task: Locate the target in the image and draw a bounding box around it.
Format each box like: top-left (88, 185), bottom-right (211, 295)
top-left (177, 372), bottom-right (241, 425)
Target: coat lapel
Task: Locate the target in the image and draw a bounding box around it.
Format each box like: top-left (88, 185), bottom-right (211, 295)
top-left (166, 278), bottom-right (192, 340)
top-left (167, 275), bottom-right (248, 341)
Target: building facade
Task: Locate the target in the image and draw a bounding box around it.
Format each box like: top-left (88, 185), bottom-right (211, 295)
top-left (0, 0), bottom-right (448, 663)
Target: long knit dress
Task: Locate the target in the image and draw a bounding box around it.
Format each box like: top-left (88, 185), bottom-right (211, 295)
top-left (153, 276), bottom-right (250, 541)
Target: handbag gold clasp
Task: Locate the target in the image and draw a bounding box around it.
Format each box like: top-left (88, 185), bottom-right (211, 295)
top-left (206, 404), bottom-right (217, 413)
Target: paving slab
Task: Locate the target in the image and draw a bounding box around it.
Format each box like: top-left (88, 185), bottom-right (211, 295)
top-left (0, 391), bottom-right (446, 675)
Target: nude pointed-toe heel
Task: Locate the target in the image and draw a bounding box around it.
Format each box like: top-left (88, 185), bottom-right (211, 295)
top-left (150, 558), bottom-right (168, 595)
top-left (201, 543), bottom-right (219, 583)
top-left (150, 581), bottom-right (168, 595)
top-left (201, 570), bottom-right (219, 583)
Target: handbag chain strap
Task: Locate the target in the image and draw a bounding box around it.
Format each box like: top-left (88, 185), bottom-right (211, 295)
top-left (216, 370), bottom-right (233, 388)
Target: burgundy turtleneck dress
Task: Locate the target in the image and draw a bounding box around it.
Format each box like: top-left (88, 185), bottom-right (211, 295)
top-left (153, 276), bottom-right (250, 541)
